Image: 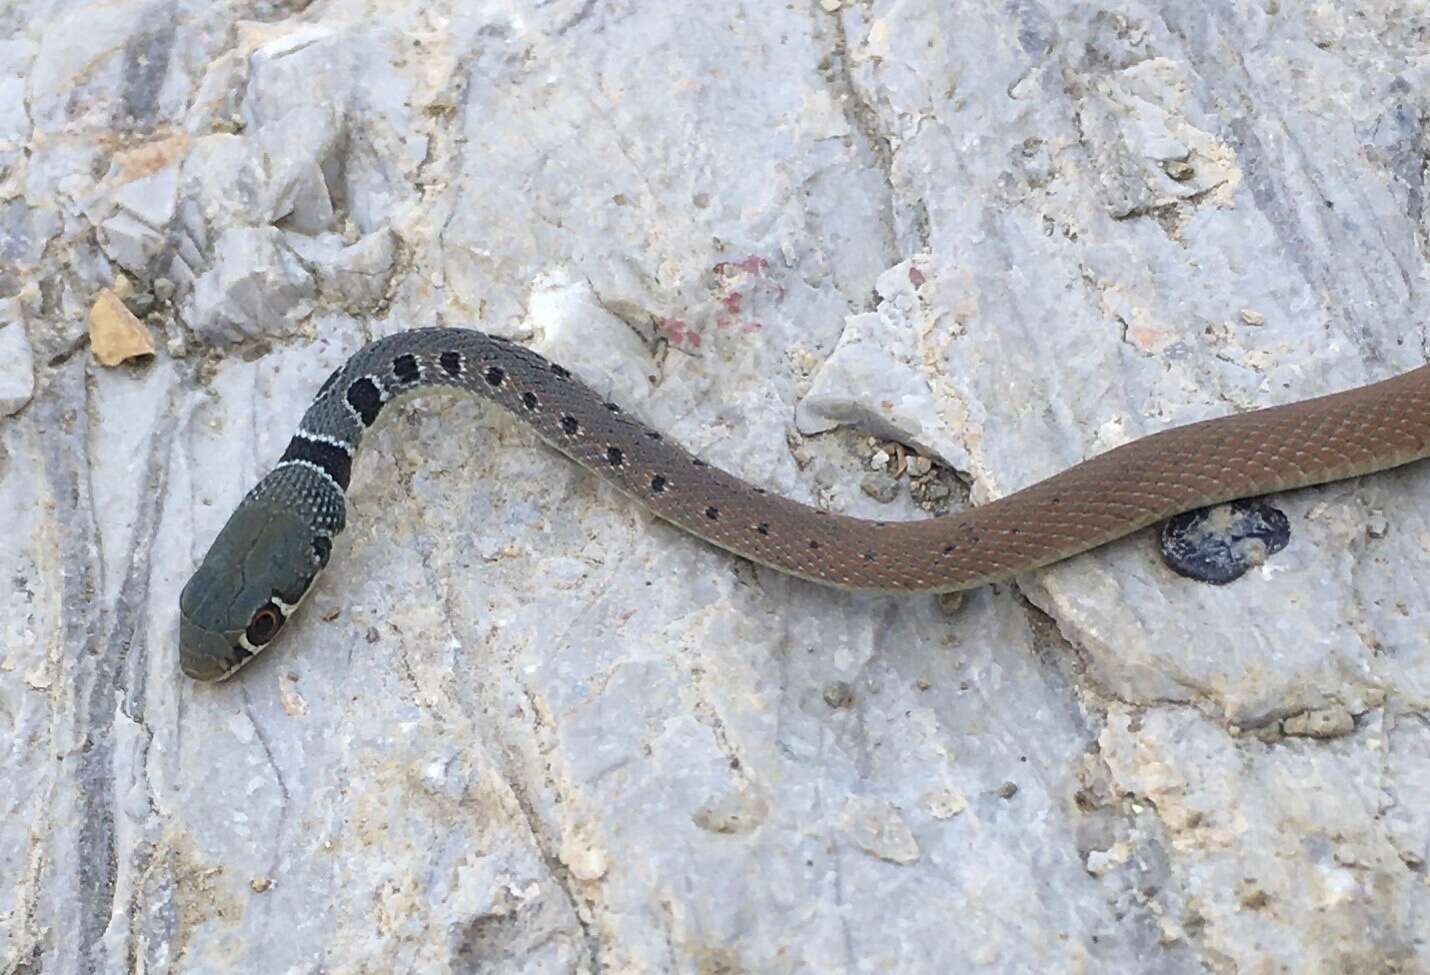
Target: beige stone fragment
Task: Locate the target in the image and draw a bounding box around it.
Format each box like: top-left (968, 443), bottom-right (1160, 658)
top-left (88, 288), bottom-right (155, 366)
top-left (1282, 706), bottom-right (1355, 739)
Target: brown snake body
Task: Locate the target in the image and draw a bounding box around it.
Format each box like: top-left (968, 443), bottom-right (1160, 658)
top-left (180, 328), bottom-right (1430, 680)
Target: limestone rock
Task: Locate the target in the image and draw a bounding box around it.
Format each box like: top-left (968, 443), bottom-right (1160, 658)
top-left (2, 2), bottom-right (1426, 973)
top-left (0, 305), bottom-right (34, 415)
top-left (188, 227), bottom-right (316, 343)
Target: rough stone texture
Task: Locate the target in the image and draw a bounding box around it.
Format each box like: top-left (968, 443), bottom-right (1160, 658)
top-left (0, 299), bottom-right (35, 416)
top-left (2, 2), bottom-right (1427, 973)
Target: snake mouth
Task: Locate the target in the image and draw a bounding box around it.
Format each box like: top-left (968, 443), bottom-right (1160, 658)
top-left (178, 614), bottom-right (252, 682)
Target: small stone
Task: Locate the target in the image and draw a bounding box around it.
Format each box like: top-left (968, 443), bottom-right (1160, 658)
top-left (365, 626), bottom-right (380, 644)
top-left (860, 473), bottom-right (900, 503)
top-left (936, 591), bottom-right (965, 615)
top-left (922, 788), bottom-right (968, 820)
top-left (153, 277), bottom-right (176, 301)
top-left (1240, 308), bottom-right (1266, 326)
top-left (250, 877), bottom-right (273, 893)
top-left (870, 448), bottom-right (892, 471)
top-left (1164, 159), bottom-right (1196, 181)
top-left (842, 796), bottom-right (920, 864)
top-left (911, 477), bottom-right (952, 506)
top-left (1365, 510), bottom-right (1389, 539)
top-left (996, 782), bottom-right (1019, 799)
top-left (820, 0), bottom-right (842, 9)
top-left (1084, 840), bottom-right (1134, 876)
top-left (88, 289), bottom-right (155, 366)
top-left (823, 680), bottom-right (854, 708)
top-left (560, 838), bottom-right (609, 881)
top-left (1282, 706), bottom-right (1354, 739)
top-left (906, 455), bottom-right (933, 477)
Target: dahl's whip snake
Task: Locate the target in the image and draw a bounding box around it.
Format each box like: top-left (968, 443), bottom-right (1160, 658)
top-left (179, 328), bottom-right (1430, 681)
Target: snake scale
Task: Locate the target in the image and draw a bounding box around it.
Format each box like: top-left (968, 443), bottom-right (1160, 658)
top-left (179, 327), bottom-right (1430, 681)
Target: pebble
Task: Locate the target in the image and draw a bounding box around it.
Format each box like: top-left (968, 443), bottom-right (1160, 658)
top-left (860, 473), bottom-right (900, 503)
top-left (88, 289), bottom-right (155, 366)
top-left (1365, 510), bottom-right (1388, 539)
top-left (823, 680), bottom-right (854, 708)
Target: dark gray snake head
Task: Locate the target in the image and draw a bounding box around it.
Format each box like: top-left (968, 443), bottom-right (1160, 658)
top-left (179, 502), bottom-right (329, 681)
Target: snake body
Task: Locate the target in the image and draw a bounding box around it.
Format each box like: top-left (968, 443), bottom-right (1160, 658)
top-left (179, 327), bottom-right (1430, 681)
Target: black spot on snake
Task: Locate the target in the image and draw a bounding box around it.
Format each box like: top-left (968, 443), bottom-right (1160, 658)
top-left (561, 415), bottom-right (580, 435)
top-left (522, 391), bottom-right (539, 411)
top-left (651, 475), bottom-right (668, 493)
top-left (551, 363), bottom-right (571, 380)
top-left (705, 506), bottom-right (719, 520)
top-left (439, 351), bottom-right (462, 377)
top-left (345, 377), bottom-right (384, 427)
top-left (607, 446), bottom-right (624, 466)
top-left (280, 434), bottom-right (354, 490)
top-left (756, 523), bottom-right (769, 535)
top-left (605, 402), bottom-right (621, 413)
top-left (484, 366), bottom-right (505, 387)
top-left (692, 458), bottom-right (707, 468)
top-left (808, 540), bottom-right (821, 550)
top-left (941, 544), bottom-right (957, 556)
top-left (862, 551), bottom-right (876, 562)
top-left (647, 431), bottom-right (662, 441)
top-left (393, 354), bottom-right (420, 385)
top-left (312, 535), bottom-right (332, 567)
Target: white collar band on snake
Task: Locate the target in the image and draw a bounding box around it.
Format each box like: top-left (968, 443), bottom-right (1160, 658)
top-left (178, 327), bottom-right (1430, 682)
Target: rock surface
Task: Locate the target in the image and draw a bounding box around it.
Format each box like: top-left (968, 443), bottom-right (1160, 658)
top-left (2, 2), bottom-right (1427, 972)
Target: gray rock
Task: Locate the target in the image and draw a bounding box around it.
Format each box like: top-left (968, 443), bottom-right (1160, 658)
top-left (286, 228), bottom-right (396, 312)
top-left (188, 226), bottom-right (316, 343)
top-left (2, 2), bottom-right (1427, 973)
top-left (0, 307), bottom-right (34, 415)
top-left (98, 211), bottom-right (166, 274)
top-left (112, 162), bottom-right (179, 229)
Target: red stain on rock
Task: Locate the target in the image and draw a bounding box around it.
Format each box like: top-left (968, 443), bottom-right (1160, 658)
top-left (908, 266), bottom-right (926, 287)
top-left (713, 255), bottom-right (768, 277)
top-left (657, 316), bottom-right (702, 350)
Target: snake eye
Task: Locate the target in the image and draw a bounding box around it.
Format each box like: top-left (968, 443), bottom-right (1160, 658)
top-left (245, 604), bottom-right (284, 646)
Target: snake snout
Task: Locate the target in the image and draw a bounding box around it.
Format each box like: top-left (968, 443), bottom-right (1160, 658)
top-left (178, 613), bottom-right (247, 681)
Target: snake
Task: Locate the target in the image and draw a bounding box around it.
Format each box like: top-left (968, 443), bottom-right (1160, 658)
top-left (178, 327), bottom-right (1430, 681)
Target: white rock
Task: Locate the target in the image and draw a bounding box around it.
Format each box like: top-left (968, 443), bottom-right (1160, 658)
top-left (0, 312), bottom-right (34, 414)
top-left (98, 212), bottom-right (166, 273)
top-left (188, 226), bottom-right (316, 343)
top-left (4, 2), bottom-right (1428, 972)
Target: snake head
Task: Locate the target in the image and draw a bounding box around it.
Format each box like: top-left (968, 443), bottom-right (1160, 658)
top-left (179, 502), bottom-right (330, 681)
